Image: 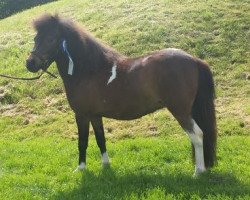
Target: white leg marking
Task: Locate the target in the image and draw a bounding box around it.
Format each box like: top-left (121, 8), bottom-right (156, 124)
top-left (187, 119), bottom-right (206, 176)
top-left (107, 63), bottom-right (117, 85)
top-left (102, 152), bottom-right (110, 165)
top-left (73, 162), bottom-right (86, 173)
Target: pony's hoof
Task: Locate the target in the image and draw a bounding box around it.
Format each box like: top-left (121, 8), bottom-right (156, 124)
top-left (101, 152), bottom-right (110, 168)
top-left (73, 162), bottom-right (86, 173)
top-left (193, 167), bottom-right (206, 177)
top-left (102, 161), bottom-right (110, 168)
top-left (102, 152), bottom-right (110, 165)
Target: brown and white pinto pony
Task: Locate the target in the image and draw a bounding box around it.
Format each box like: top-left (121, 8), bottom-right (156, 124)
top-left (26, 14), bottom-right (217, 176)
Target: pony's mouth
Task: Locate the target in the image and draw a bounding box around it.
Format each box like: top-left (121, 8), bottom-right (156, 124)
top-left (26, 55), bottom-right (52, 73)
top-left (26, 57), bottom-right (40, 73)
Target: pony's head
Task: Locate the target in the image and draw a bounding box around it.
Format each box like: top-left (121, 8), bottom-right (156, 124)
top-left (27, 14), bottom-right (123, 74)
top-left (26, 14), bottom-right (63, 73)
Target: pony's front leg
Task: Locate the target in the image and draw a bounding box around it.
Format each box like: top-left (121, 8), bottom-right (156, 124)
top-left (91, 117), bottom-right (110, 166)
top-left (75, 115), bottom-right (90, 172)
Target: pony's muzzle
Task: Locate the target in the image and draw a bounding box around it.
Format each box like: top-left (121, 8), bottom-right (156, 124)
top-left (26, 55), bottom-right (41, 73)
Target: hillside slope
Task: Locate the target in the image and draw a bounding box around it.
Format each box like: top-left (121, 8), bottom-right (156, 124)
top-left (0, 0), bottom-right (249, 138)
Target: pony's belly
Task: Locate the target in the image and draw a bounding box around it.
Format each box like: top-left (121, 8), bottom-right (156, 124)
top-left (102, 104), bottom-right (163, 120)
top-left (102, 112), bottom-right (150, 120)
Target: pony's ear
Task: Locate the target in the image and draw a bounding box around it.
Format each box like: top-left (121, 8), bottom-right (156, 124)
top-left (51, 14), bottom-right (60, 23)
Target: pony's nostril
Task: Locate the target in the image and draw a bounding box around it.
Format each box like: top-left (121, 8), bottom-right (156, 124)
top-left (26, 58), bottom-right (39, 72)
top-left (26, 58), bottom-right (35, 69)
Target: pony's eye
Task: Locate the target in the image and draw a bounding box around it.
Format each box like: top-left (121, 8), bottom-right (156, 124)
top-left (47, 37), bottom-right (55, 43)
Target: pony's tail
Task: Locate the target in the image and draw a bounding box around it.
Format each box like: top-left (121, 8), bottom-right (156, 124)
top-left (192, 59), bottom-right (217, 168)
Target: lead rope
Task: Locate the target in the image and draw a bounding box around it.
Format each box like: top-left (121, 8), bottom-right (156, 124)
top-left (0, 70), bottom-right (57, 80)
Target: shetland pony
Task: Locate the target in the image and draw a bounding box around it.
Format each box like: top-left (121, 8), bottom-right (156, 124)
top-left (26, 14), bottom-right (217, 175)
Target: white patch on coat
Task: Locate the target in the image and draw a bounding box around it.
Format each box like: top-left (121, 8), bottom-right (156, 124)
top-left (166, 48), bottom-right (179, 51)
top-left (186, 119), bottom-right (206, 176)
top-left (107, 63), bottom-right (117, 85)
top-left (102, 152), bottom-right (110, 164)
top-left (142, 56), bottom-right (150, 63)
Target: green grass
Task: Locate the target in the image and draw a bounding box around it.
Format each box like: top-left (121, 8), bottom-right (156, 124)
top-left (0, 0), bottom-right (249, 199)
top-left (0, 136), bottom-right (249, 200)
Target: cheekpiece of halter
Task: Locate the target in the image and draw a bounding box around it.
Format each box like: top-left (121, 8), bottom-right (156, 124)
top-left (62, 40), bottom-right (74, 75)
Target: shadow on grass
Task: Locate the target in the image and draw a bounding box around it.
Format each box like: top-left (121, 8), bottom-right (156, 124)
top-left (53, 166), bottom-right (250, 199)
top-left (0, 0), bottom-right (58, 19)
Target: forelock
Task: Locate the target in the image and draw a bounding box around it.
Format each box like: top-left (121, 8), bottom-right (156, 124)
top-left (33, 14), bottom-right (60, 32)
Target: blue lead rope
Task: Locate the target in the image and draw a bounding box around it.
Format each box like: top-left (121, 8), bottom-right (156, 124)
top-left (62, 40), bottom-right (74, 75)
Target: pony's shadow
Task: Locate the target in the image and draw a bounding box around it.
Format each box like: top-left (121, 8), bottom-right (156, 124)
top-left (53, 166), bottom-right (249, 200)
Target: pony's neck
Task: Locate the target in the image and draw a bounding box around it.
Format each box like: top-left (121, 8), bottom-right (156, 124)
top-left (54, 21), bottom-right (125, 89)
top-left (56, 24), bottom-right (123, 78)
top-left (54, 40), bottom-right (122, 88)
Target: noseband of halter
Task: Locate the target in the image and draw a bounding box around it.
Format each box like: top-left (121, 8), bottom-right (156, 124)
top-left (62, 40), bottom-right (74, 75)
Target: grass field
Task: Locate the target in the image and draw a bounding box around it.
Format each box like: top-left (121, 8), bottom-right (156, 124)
top-left (0, 0), bottom-right (249, 199)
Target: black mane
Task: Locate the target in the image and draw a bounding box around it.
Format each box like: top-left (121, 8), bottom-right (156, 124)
top-left (33, 14), bottom-right (124, 73)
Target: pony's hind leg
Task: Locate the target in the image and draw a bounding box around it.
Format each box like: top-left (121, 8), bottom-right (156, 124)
top-left (91, 117), bottom-right (110, 166)
top-left (177, 116), bottom-right (206, 176)
top-left (187, 119), bottom-right (206, 175)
